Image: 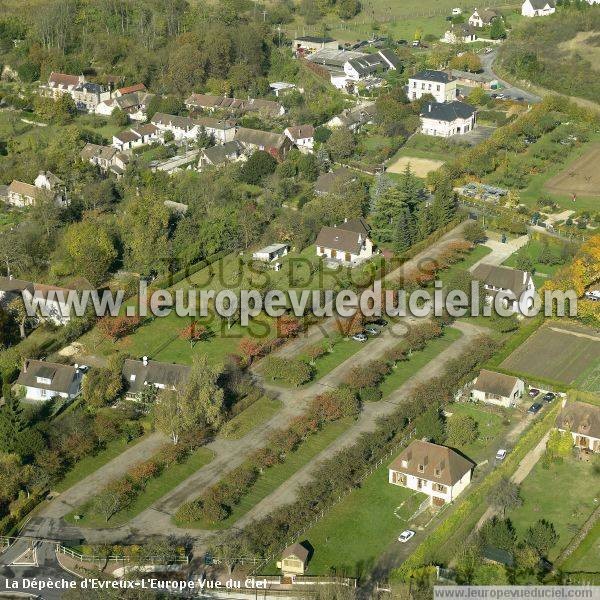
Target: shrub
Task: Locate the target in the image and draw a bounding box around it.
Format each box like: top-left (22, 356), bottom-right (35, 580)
top-left (360, 386), bottom-right (383, 403)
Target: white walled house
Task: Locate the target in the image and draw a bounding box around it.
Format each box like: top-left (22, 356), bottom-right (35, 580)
top-left (408, 70), bottom-right (457, 103)
top-left (442, 24), bottom-right (478, 44)
top-left (471, 263), bottom-right (536, 315)
top-left (420, 101), bottom-right (477, 137)
top-left (7, 171), bottom-right (65, 207)
top-left (471, 370), bottom-right (525, 407)
top-left (151, 113), bottom-right (236, 145)
top-left (112, 124), bottom-right (159, 151)
top-left (468, 8), bottom-right (502, 27)
top-left (389, 440), bottom-right (474, 507)
top-left (315, 218), bottom-right (374, 265)
top-left (556, 399), bottom-right (600, 453)
top-left (16, 360), bottom-right (83, 402)
top-left (522, 0), bottom-right (556, 16)
top-left (284, 125), bottom-right (315, 152)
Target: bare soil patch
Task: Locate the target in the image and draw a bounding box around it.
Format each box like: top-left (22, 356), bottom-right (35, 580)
top-left (544, 144), bottom-right (600, 198)
top-left (387, 155), bottom-right (444, 177)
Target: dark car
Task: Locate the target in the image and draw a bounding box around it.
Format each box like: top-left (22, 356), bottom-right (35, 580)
top-left (371, 318), bottom-right (388, 327)
top-left (528, 388), bottom-right (540, 398)
top-left (516, 96), bottom-right (524, 101)
top-left (543, 392), bottom-right (556, 403)
top-left (528, 403), bottom-right (543, 414)
top-left (398, 39), bottom-right (408, 45)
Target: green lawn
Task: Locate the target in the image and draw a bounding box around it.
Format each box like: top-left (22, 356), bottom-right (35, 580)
top-left (65, 447), bottom-right (214, 528)
top-left (179, 418), bottom-right (354, 530)
top-left (512, 133), bottom-right (600, 213)
top-left (379, 327), bottom-right (462, 398)
top-left (281, 463), bottom-right (425, 577)
top-left (219, 396), bottom-right (283, 440)
top-left (562, 518), bottom-right (600, 573)
top-left (502, 236), bottom-right (569, 289)
top-left (55, 435), bottom-right (148, 493)
top-left (506, 457), bottom-right (600, 561)
top-left (446, 403), bottom-right (513, 463)
top-left (297, 335), bottom-right (370, 382)
top-left (389, 134), bottom-right (459, 163)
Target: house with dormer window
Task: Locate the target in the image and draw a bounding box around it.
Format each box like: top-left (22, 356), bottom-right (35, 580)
top-left (16, 360), bottom-right (84, 401)
top-left (122, 357), bottom-right (190, 401)
top-left (388, 440), bottom-right (474, 506)
top-left (315, 217), bottom-right (374, 265)
top-left (556, 399), bottom-right (600, 453)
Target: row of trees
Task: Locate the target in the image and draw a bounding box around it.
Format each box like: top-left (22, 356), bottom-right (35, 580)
top-left (176, 386), bottom-right (361, 525)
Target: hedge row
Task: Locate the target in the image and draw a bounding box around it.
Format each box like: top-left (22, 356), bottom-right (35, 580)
top-left (176, 387), bottom-right (360, 525)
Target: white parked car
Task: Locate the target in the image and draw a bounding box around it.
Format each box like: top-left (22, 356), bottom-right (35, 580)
top-left (452, 7), bottom-right (462, 14)
top-left (495, 449), bottom-right (508, 461)
top-left (398, 530), bottom-right (415, 543)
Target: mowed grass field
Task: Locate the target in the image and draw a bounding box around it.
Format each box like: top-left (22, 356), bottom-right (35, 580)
top-left (561, 518), bottom-right (600, 573)
top-left (500, 322), bottom-right (600, 391)
top-left (387, 155), bottom-right (444, 178)
top-left (295, 463), bottom-right (425, 577)
top-left (507, 457), bottom-right (600, 561)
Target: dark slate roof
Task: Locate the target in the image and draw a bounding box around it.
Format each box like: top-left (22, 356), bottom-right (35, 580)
top-left (347, 53), bottom-right (385, 76)
top-left (556, 400), bottom-right (600, 440)
top-left (16, 359), bottom-right (80, 394)
top-left (201, 141), bottom-right (243, 165)
top-left (389, 440), bottom-right (474, 487)
top-left (529, 0), bottom-right (556, 8)
top-left (474, 369), bottom-right (520, 397)
top-left (122, 359), bottom-right (190, 394)
top-left (314, 168), bottom-right (356, 194)
top-left (471, 263), bottom-right (529, 297)
top-left (411, 70), bottom-right (454, 83)
top-left (420, 101), bottom-right (476, 122)
top-left (378, 48), bottom-right (402, 70)
top-left (315, 218), bottom-right (370, 254)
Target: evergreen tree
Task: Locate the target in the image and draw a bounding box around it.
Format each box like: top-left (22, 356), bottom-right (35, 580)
top-left (415, 202), bottom-right (432, 241)
top-left (370, 172), bottom-right (394, 211)
top-left (396, 164), bottom-right (423, 212)
top-left (0, 393), bottom-right (25, 453)
top-left (393, 205), bottom-right (414, 252)
top-left (430, 179), bottom-right (457, 229)
top-left (372, 187), bottom-right (406, 243)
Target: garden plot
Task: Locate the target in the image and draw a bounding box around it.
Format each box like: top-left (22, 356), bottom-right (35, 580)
top-left (544, 144), bottom-right (600, 199)
top-left (386, 155), bottom-right (444, 178)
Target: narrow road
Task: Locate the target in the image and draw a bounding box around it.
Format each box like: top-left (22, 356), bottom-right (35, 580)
top-left (479, 50), bottom-right (541, 103)
top-left (469, 235), bottom-right (529, 271)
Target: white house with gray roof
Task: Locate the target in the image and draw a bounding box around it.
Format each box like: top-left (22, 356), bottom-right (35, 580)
top-left (420, 101), bottom-right (477, 137)
top-left (315, 218), bottom-right (374, 265)
top-left (16, 360), bottom-right (84, 401)
top-left (521, 0), bottom-right (555, 16)
top-left (471, 369), bottom-right (525, 407)
top-left (122, 357), bottom-right (190, 401)
top-left (408, 70), bottom-right (458, 103)
top-left (471, 263), bottom-right (536, 314)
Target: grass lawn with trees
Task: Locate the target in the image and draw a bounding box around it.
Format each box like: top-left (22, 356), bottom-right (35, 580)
top-left (219, 396), bottom-right (283, 440)
top-left (506, 457), bottom-right (599, 561)
top-left (178, 418), bottom-right (354, 530)
top-left (65, 447), bottom-right (214, 528)
top-left (446, 402), bottom-right (513, 463)
top-left (295, 463), bottom-right (425, 577)
top-left (378, 327), bottom-right (462, 398)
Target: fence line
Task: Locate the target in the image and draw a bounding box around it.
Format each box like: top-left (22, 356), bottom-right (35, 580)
top-left (56, 544), bottom-right (190, 566)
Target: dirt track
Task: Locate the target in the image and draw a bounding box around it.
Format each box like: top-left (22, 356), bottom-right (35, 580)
top-left (544, 144), bottom-right (600, 197)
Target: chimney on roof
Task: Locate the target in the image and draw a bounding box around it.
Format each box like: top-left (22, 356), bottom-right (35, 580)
top-left (429, 104), bottom-right (432, 112)
top-left (142, 356), bottom-right (148, 366)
